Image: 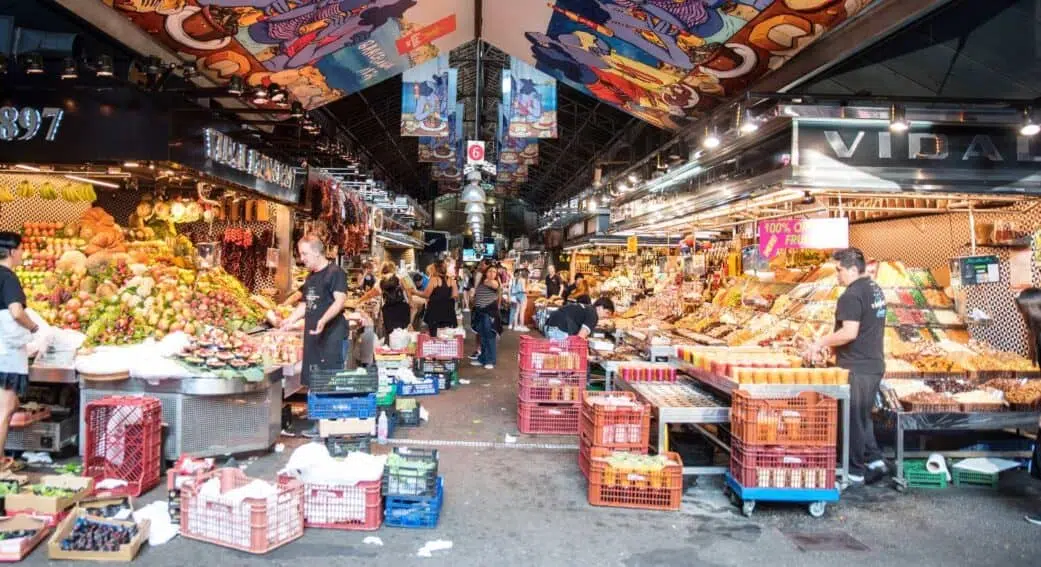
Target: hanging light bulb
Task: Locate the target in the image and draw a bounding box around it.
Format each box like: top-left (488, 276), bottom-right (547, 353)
top-left (738, 107), bottom-right (759, 134)
top-left (251, 85), bottom-right (269, 105)
top-left (289, 101), bottom-right (304, 119)
top-left (587, 199), bottom-right (598, 212)
top-left (889, 104), bottom-right (909, 132)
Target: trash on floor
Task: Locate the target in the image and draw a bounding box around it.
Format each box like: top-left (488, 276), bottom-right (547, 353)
top-left (363, 536), bottom-right (384, 546)
top-left (417, 539), bottom-right (453, 557)
top-left (22, 451), bottom-right (52, 465)
top-left (133, 501), bottom-right (179, 546)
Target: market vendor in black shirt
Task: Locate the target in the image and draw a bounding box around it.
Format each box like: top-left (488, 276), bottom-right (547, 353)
top-left (545, 264), bottom-right (563, 298)
top-left (545, 298), bottom-right (614, 340)
top-left (806, 248), bottom-right (886, 484)
top-left (279, 236), bottom-right (348, 437)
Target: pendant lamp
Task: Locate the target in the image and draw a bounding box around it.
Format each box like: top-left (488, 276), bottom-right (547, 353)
top-left (460, 184), bottom-right (485, 203)
top-left (465, 202), bottom-right (486, 214)
top-left (466, 213), bottom-right (484, 224)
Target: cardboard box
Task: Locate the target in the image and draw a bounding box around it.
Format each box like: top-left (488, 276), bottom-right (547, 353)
top-left (75, 496), bottom-right (134, 521)
top-left (319, 418), bottom-right (375, 438)
top-left (47, 509), bottom-right (149, 562)
top-left (0, 515), bottom-right (50, 562)
top-left (4, 476), bottom-right (93, 515)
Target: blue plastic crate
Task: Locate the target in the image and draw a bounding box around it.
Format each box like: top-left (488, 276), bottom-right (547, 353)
top-left (384, 477), bottom-right (444, 529)
top-left (397, 377), bottom-right (440, 397)
top-left (307, 392), bottom-right (377, 419)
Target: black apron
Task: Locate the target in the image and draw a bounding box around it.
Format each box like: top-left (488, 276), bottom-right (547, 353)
top-left (301, 264), bottom-right (348, 386)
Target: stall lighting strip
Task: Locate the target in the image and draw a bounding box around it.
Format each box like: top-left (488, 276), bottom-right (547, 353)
top-left (63, 174), bottom-right (120, 189)
top-left (386, 438), bottom-right (578, 451)
top-left (375, 232), bottom-right (424, 248)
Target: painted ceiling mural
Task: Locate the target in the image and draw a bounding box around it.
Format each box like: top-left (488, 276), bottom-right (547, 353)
top-left (482, 0), bottom-right (873, 130)
top-left (100, 0), bottom-right (474, 109)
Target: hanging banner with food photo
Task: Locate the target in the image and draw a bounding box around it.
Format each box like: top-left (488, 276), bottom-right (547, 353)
top-left (401, 55), bottom-right (455, 137)
top-left (505, 56), bottom-right (558, 139)
top-left (421, 103), bottom-right (465, 163)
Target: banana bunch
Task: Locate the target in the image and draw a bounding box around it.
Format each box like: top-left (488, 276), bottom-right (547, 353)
top-left (58, 182), bottom-right (96, 202)
top-left (38, 181), bottom-right (58, 200)
top-left (16, 179), bottom-right (33, 198)
top-left (0, 185), bottom-right (14, 203)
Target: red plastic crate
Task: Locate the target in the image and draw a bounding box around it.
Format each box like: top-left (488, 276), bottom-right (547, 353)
top-left (518, 371), bottom-right (585, 403)
top-left (580, 392), bottom-right (650, 451)
top-left (579, 433), bottom-right (644, 479)
top-left (518, 336), bottom-right (588, 373)
top-left (417, 335), bottom-right (463, 360)
top-left (587, 448), bottom-right (683, 511)
top-left (83, 396), bottom-right (162, 497)
top-left (729, 440), bottom-right (836, 489)
top-left (517, 400), bottom-right (580, 435)
top-left (280, 476), bottom-right (382, 531)
top-left (731, 390), bottom-right (838, 447)
top-left (180, 468), bottom-right (304, 554)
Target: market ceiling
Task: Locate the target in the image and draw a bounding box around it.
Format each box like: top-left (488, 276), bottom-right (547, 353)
top-left (54, 1), bottom-right (947, 203)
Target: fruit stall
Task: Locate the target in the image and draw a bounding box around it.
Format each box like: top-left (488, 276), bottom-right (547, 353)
top-left (0, 161), bottom-right (307, 459)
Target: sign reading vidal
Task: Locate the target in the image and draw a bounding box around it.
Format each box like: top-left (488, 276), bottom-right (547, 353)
top-left (797, 122), bottom-right (1041, 169)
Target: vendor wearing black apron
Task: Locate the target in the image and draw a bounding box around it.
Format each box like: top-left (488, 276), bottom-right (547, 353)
top-left (280, 236), bottom-right (347, 437)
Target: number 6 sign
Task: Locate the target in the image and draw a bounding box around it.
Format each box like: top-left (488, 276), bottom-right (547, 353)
top-left (466, 140), bottom-right (485, 164)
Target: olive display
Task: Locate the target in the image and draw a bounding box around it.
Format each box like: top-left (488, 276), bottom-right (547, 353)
top-left (60, 518), bottom-right (137, 552)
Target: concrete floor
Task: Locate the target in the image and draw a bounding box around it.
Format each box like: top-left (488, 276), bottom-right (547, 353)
top-left (16, 331), bottom-right (1041, 565)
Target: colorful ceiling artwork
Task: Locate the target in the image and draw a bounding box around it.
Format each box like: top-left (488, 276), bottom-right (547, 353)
top-left (99, 0), bottom-right (474, 109)
top-left (481, 0), bottom-right (873, 130)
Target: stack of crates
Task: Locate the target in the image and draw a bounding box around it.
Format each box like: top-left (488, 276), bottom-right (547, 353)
top-left (578, 392), bottom-right (650, 478)
top-left (517, 336), bottom-right (587, 435)
top-left (383, 447), bottom-right (443, 528)
top-left (375, 352), bottom-right (410, 434)
top-left (413, 335), bottom-right (463, 394)
top-left (728, 390), bottom-right (839, 493)
top-left (308, 367), bottom-right (379, 443)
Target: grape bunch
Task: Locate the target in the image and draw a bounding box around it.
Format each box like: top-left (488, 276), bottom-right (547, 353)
top-left (81, 502), bottom-right (131, 519)
top-left (60, 518), bottom-right (137, 552)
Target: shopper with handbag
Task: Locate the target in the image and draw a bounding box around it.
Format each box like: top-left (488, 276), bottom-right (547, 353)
top-left (358, 262), bottom-right (413, 337)
top-left (1015, 288), bottom-right (1041, 524)
top-left (471, 267), bottom-right (502, 370)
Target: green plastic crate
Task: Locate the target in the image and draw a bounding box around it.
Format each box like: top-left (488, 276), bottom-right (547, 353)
top-left (377, 384), bottom-right (396, 407)
top-left (952, 466), bottom-right (1000, 488)
top-left (903, 460), bottom-right (948, 489)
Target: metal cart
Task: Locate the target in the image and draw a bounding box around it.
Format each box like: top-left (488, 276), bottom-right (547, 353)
top-left (724, 473), bottom-right (840, 518)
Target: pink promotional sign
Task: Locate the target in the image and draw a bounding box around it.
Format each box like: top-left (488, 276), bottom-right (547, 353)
top-left (758, 218), bottom-right (849, 259)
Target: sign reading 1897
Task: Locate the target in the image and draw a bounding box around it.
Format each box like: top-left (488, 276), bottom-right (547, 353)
top-left (0, 106), bottom-right (65, 142)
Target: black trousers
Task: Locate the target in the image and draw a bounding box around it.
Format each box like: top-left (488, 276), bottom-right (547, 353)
top-left (849, 368), bottom-right (884, 471)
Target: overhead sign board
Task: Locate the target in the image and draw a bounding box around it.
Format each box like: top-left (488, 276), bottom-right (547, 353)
top-left (467, 140), bottom-right (486, 164)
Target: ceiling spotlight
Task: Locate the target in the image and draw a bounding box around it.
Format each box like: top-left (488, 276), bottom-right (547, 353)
top-left (251, 85), bottom-right (269, 104)
top-left (181, 63), bottom-right (197, 79)
top-left (1020, 108), bottom-right (1040, 137)
top-left (628, 173), bottom-right (639, 183)
top-left (227, 75), bottom-right (245, 96)
top-left (144, 56), bottom-right (163, 75)
top-left (739, 109), bottom-right (759, 134)
top-left (617, 182), bottom-right (628, 192)
top-left (702, 128), bottom-right (721, 149)
top-left (289, 101), bottom-right (304, 119)
top-left (269, 84), bottom-right (288, 104)
top-left (889, 104), bottom-right (909, 132)
top-left (23, 53), bottom-right (44, 75)
top-left (587, 200), bottom-right (598, 212)
top-left (60, 56), bottom-right (78, 80)
top-left (95, 54), bottom-right (113, 77)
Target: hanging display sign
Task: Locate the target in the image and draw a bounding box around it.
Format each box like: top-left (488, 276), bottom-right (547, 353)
top-left (467, 141), bottom-right (486, 164)
top-left (401, 55), bottom-right (455, 137)
top-left (203, 129), bottom-right (296, 189)
top-left (758, 218), bottom-right (849, 259)
top-left (627, 235), bottom-right (638, 253)
top-left (504, 56), bottom-right (557, 139)
top-left (950, 255), bottom-right (1001, 286)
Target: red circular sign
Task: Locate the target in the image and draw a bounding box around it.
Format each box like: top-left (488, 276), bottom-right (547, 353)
top-left (467, 143), bottom-right (484, 162)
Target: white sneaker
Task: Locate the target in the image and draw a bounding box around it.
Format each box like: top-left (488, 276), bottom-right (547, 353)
top-left (470, 360), bottom-right (483, 367)
top-left (484, 364), bottom-right (494, 370)
top-left (867, 459), bottom-right (887, 472)
top-left (517, 326), bottom-right (530, 332)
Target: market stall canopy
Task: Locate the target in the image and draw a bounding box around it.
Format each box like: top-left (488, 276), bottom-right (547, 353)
top-left (89, 0), bottom-right (475, 109)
